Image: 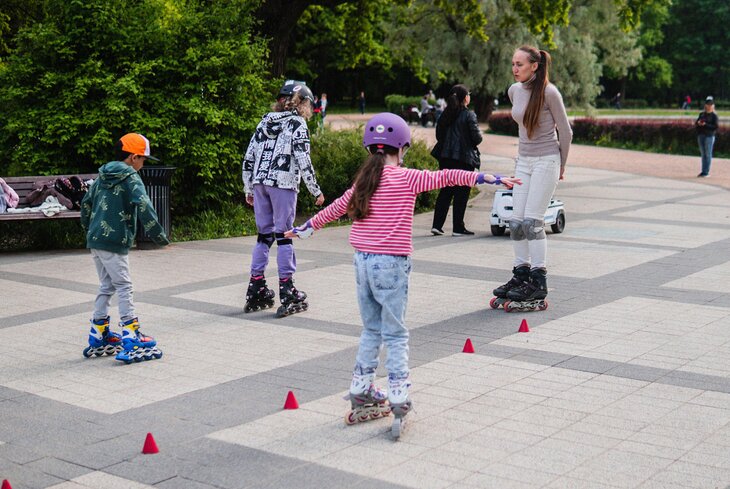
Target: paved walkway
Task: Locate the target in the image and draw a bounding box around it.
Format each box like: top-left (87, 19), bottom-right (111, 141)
top-left (2, 120), bottom-right (730, 489)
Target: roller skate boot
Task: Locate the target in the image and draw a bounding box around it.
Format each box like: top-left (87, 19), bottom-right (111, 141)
top-left (388, 374), bottom-right (412, 440)
top-left (83, 316), bottom-right (122, 358)
top-left (244, 275), bottom-right (275, 313)
top-left (504, 268), bottom-right (549, 313)
top-left (344, 369), bottom-right (391, 425)
top-left (490, 265), bottom-right (530, 310)
top-left (115, 318), bottom-right (163, 364)
top-left (275, 277), bottom-right (308, 318)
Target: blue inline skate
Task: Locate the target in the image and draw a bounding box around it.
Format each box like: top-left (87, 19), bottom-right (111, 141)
top-left (83, 316), bottom-right (122, 358)
top-left (115, 318), bottom-right (163, 364)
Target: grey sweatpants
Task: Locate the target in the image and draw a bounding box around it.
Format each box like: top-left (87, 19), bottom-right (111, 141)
top-left (91, 248), bottom-right (135, 322)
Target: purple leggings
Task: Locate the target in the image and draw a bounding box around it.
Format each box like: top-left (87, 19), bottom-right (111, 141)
top-left (250, 184), bottom-right (297, 279)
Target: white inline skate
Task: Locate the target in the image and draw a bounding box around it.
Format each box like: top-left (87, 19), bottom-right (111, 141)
top-left (388, 374), bottom-right (412, 440)
top-left (344, 370), bottom-right (391, 425)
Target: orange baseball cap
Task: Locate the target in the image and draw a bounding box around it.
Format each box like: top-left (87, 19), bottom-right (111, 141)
top-left (119, 133), bottom-right (160, 161)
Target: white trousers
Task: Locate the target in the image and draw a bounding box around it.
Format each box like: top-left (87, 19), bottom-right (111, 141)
top-left (511, 154), bottom-right (560, 269)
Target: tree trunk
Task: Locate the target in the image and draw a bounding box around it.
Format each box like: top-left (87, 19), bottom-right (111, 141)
top-left (257, 0), bottom-right (346, 78)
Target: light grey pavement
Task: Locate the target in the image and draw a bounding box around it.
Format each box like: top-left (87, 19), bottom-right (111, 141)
top-left (2, 132), bottom-right (730, 488)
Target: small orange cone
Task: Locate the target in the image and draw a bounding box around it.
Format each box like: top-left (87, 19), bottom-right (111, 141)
top-left (518, 319), bottom-right (530, 333)
top-left (2, 480), bottom-right (13, 489)
top-left (462, 338), bottom-right (475, 353)
top-left (283, 390), bottom-right (299, 410)
top-left (142, 432), bottom-right (159, 454)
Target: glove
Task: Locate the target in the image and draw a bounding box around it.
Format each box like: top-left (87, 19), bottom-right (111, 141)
top-left (293, 220), bottom-right (314, 239)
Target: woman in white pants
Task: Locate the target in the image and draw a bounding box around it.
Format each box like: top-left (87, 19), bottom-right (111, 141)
top-left (492, 45), bottom-right (572, 305)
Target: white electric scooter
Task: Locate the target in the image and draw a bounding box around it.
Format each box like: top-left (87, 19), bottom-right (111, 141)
top-left (489, 189), bottom-right (566, 236)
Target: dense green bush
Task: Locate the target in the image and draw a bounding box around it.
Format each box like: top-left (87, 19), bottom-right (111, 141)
top-left (385, 94), bottom-right (424, 114)
top-left (0, 220), bottom-right (85, 251)
top-left (487, 112), bottom-right (728, 157)
top-left (0, 0), bottom-right (274, 216)
top-left (298, 128), bottom-right (440, 216)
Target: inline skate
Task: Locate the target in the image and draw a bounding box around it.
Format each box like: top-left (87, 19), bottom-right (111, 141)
top-left (503, 268), bottom-right (549, 313)
top-left (388, 374), bottom-right (412, 440)
top-left (344, 370), bottom-right (391, 425)
top-left (490, 265), bottom-right (530, 310)
top-left (275, 277), bottom-right (308, 318)
top-left (83, 316), bottom-right (122, 358)
top-left (244, 275), bottom-right (275, 313)
top-left (115, 318), bottom-right (163, 364)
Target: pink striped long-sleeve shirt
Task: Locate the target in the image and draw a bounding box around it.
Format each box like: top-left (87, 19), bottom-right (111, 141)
top-left (310, 165), bottom-right (477, 256)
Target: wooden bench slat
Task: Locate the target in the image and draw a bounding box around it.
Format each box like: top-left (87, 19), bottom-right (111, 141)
top-left (1, 174), bottom-right (97, 221)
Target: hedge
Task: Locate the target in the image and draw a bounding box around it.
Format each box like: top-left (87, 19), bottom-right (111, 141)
top-left (384, 94), bottom-right (436, 114)
top-left (487, 112), bottom-right (729, 157)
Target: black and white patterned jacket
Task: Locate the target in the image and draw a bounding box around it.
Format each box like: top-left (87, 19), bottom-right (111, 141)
top-left (242, 111), bottom-right (322, 197)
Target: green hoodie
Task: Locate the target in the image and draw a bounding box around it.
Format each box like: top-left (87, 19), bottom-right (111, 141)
top-left (80, 161), bottom-right (169, 254)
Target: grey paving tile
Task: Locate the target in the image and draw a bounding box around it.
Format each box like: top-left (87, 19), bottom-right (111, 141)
top-left (21, 457), bottom-right (91, 481)
top-left (155, 476), bottom-right (221, 489)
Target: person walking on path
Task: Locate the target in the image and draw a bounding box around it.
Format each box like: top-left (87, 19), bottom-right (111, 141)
top-left (493, 45), bottom-right (572, 309)
top-left (430, 84), bottom-right (482, 236)
top-left (358, 91), bottom-right (366, 115)
top-left (80, 133), bottom-right (169, 364)
top-left (285, 113), bottom-right (520, 437)
top-left (696, 96), bottom-right (719, 178)
top-left (242, 80), bottom-right (325, 318)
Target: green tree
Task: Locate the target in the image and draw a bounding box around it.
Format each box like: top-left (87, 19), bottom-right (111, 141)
top-left (659, 0), bottom-right (730, 104)
top-left (0, 0), bottom-right (273, 214)
top-left (0, 0), bottom-right (43, 60)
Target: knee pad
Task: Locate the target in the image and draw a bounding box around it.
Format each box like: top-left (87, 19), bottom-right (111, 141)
top-left (509, 220), bottom-right (525, 241)
top-left (275, 232), bottom-right (292, 247)
top-left (257, 233), bottom-right (275, 248)
top-left (522, 218), bottom-right (546, 240)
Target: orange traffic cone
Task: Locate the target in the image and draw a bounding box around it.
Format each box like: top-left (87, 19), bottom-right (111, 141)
top-left (142, 432), bottom-right (159, 454)
top-left (283, 390), bottom-right (299, 410)
top-left (518, 319), bottom-right (530, 333)
top-left (462, 338), bottom-right (475, 353)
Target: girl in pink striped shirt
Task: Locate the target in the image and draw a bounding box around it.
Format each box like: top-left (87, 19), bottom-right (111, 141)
top-left (286, 113), bottom-right (520, 438)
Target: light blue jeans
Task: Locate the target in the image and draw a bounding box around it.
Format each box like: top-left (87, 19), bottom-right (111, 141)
top-left (353, 252), bottom-right (412, 377)
top-left (698, 134), bottom-right (715, 176)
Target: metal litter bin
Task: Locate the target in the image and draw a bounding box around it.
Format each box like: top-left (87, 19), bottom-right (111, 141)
top-left (136, 166), bottom-right (175, 248)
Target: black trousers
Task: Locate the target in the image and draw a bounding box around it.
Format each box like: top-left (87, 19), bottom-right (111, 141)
top-left (431, 158), bottom-right (473, 232)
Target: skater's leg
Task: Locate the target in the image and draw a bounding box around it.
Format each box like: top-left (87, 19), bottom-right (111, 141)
top-left (267, 187), bottom-right (298, 280)
top-left (367, 255), bottom-right (411, 378)
top-left (353, 252), bottom-right (384, 373)
top-left (510, 156), bottom-right (531, 267)
top-left (251, 184), bottom-right (275, 276)
top-left (91, 249), bottom-right (114, 321)
top-left (523, 155), bottom-right (559, 269)
top-left (92, 249), bottom-right (134, 321)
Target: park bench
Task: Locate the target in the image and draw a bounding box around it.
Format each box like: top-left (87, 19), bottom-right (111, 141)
top-left (0, 174), bottom-right (97, 221)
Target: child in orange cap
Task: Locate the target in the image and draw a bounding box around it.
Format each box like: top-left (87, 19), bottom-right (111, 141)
top-left (80, 133), bottom-right (169, 364)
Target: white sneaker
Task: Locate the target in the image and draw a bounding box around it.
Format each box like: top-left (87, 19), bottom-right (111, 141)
top-left (431, 228), bottom-right (444, 236)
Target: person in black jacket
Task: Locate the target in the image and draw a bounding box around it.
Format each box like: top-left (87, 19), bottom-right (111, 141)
top-left (696, 96), bottom-right (719, 177)
top-left (430, 84), bottom-right (483, 236)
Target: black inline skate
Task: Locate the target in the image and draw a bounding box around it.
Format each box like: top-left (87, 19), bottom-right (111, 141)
top-left (490, 265), bottom-right (530, 310)
top-left (275, 277), bottom-right (308, 318)
top-left (244, 275), bottom-right (275, 313)
top-left (503, 268), bottom-right (549, 313)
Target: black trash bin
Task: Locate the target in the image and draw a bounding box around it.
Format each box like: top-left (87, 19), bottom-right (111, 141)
top-left (136, 166), bottom-right (175, 248)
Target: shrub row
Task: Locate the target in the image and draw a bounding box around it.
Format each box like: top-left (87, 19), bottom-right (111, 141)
top-left (385, 94), bottom-right (429, 114)
top-left (487, 112), bottom-right (728, 157)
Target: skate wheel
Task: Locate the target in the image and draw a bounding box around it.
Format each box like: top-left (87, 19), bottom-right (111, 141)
top-left (153, 352), bottom-right (163, 359)
top-left (504, 301), bottom-right (515, 313)
top-left (489, 297), bottom-right (501, 309)
top-left (82, 347), bottom-right (92, 358)
top-left (392, 417), bottom-right (403, 440)
top-left (345, 412), bottom-right (357, 425)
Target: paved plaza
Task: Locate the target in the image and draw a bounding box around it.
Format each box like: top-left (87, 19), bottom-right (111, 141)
top-left (2, 140), bottom-right (730, 488)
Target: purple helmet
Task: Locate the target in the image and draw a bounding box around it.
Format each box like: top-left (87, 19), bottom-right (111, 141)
top-left (363, 113), bottom-right (411, 150)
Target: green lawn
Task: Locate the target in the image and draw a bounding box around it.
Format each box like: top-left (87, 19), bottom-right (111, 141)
top-left (566, 108), bottom-right (700, 117)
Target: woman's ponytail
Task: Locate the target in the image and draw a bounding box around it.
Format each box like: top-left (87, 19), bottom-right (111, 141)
top-left (519, 45), bottom-right (551, 139)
